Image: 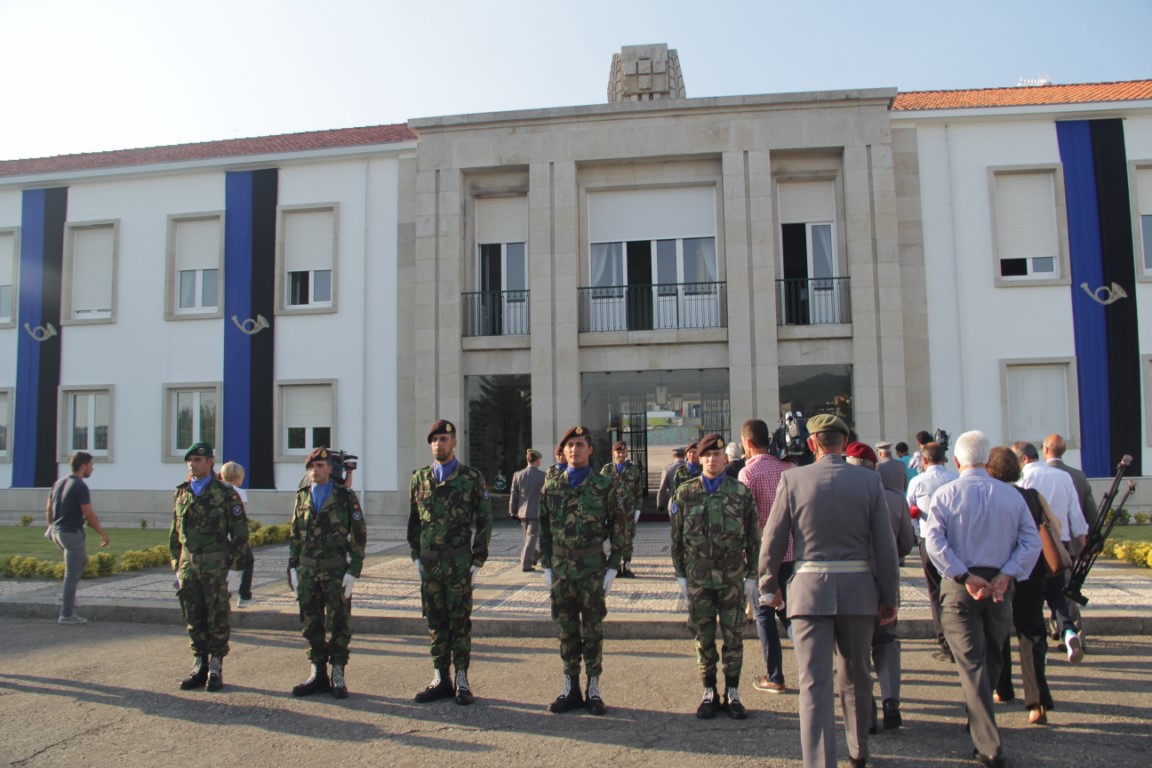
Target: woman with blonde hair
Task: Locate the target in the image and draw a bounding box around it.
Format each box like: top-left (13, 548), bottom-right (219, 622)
top-left (219, 462), bottom-right (255, 608)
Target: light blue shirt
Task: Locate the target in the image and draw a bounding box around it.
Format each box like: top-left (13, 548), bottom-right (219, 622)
top-left (906, 463), bottom-right (959, 538)
top-left (925, 467), bottom-right (1042, 581)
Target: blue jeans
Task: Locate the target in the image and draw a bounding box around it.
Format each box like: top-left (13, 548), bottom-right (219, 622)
top-left (756, 560), bottom-right (793, 683)
top-left (52, 528), bottom-right (87, 617)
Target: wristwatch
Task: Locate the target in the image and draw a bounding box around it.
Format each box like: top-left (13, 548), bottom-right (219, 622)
top-left (954, 572), bottom-right (970, 585)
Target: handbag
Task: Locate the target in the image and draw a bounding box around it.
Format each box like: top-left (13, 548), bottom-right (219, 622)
top-left (1038, 507), bottom-right (1072, 575)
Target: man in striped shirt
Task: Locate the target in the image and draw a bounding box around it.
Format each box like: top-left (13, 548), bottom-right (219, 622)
top-left (738, 418), bottom-right (795, 694)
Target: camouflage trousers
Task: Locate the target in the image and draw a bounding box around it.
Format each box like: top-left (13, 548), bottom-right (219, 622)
top-left (420, 557), bottom-right (473, 671)
top-left (298, 566), bottom-right (352, 666)
top-left (621, 516), bottom-right (637, 564)
top-left (176, 560), bottom-right (230, 658)
top-left (551, 574), bottom-right (607, 676)
top-left (687, 580), bottom-right (744, 681)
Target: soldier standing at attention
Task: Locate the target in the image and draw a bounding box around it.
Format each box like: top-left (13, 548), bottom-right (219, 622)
top-left (287, 447), bottom-right (367, 699)
top-left (670, 434), bottom-right (760, 720)
top-left (672, 441), bottom-right (702, 492)
top-left (408, 420), bottom-right (493, 706)
top-left (540, 425), bottom-right (624, 715)
top-left (170, 442), bottom-right (248, 692)
top-left (601, 441), bottom-right (644, 578)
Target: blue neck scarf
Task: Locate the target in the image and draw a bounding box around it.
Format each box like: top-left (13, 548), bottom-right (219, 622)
top-left (190, 476), bottom-right (211, 496)
top-left (566, 465), bottom-right (592, 488)
top-left (433, 458), bottom-right (458, 484)
top-left (311, 481), bottom-right (334, 511)
top-left (615, 461), bottom-right (629, 473)
top-left (702, 474), bottom-right (725, 495)
top-left (687, 462), bottom-right (701, 473)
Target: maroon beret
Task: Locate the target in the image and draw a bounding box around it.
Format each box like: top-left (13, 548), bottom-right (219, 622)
top-left (685, 441), bottom-right (699, 453)
top-left (697, 434), bottom-right (726, 455)
top-left (427, 419), bottom-right (457, 443)
top-left (612, 441), bottom-right (628, 451)
top-left (305, 446), bottom-right (331, 467)
top-left (558, 425), bottom-right (592, 450)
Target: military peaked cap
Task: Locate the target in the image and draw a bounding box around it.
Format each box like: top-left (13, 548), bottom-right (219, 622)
top-left (305, 447), bottom-right (331, 467)
top-left (558, 425), bottom-right (592, 449)
top-left (697, 434), bottom-right (726, 455)
top-left (184, 442), bottom-right (214, 461)
top-left (807, 413), bottom-right (849, 435)
top-left (427, 419), bottom-right (456, 443)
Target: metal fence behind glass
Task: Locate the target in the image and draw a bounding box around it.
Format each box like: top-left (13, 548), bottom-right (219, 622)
top-left (775, 277), bottom-right (851, 325)
top-left (578, 282), bottom-right (727, 332)
top-left (461, 290), bottom-right (530, 336)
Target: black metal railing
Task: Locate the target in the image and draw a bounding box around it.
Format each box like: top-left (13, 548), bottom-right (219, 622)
top-left (578, 282), bottom-right (727, 332)
top-left (776, 277), bottom-right (851, 325)
top-left (461, 290), bottom-right (530, 336)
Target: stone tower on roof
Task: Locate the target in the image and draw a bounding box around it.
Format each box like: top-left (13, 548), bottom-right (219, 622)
top-left (608, 44), bottom-right (685, 103)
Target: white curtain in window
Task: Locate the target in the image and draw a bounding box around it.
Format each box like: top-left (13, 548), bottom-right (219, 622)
top-left (1007, 364), bottom-right (1069, 440)
top-left (590, 242), bottom-right (623, 286)
top-left (175, 218), bottom-right (220, 272)
top-left (476, 197), bottom-right (528, 244)
top-left (71, 226), bottom-right (114, 314)
top-left (0, 231), bottom-right (13, 285)
top-left (995, 172), bottom-right (1058, 261)
top-left (779, 181), bottom-right (835, 224)
top-left (588, 187), bottom-right (716, 243)
top-left (284, 385), bottom-right (331, 428)
top-left (285, 210), bottom-right (334, 273)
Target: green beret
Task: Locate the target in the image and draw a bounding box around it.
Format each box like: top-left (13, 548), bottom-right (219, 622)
top-left (305, 447), bottom-right (331, 467)
top-left (807, 413), bottom-right (849, 436)
top-left (558, 425), bottom-right (591, 450)
top-left (184, 442), bottom-right (213, 461)
top-left (697, 433), bottom-right (725, 455)
top-left (427, 419), bottom-right (456, 443)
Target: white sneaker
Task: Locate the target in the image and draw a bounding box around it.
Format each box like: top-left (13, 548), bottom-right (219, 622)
top-left (236, 597), bottom-right (250, 609)
top-left (1065, 630), bottom-right (1084, 664)
top-left (58, 614), bottom-right (88, 625)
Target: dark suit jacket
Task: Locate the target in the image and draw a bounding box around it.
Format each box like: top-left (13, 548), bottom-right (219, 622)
top-left (759, 453), bottom-right (900, 617)
top-left (1048, 459), bottom-right (1097, 527)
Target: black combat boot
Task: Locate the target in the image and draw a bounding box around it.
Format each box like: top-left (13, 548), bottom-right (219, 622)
top-left (585, 674), bottom-right (606, 715)
top-left (414, 668), bottom-right (454, 703)
top-left (619, 563), bottom-right (636, 578)
top-left (179, 655), bottom-right (208, 690)
top-left (292, 662), bottom-right (330, 696)
top-left (723, 676), bottom-right (747, 720)
top-left (549, 674), bottom-right (584, 713)
top-left (330, 664), bottom-right (348, 699)
top-left (453, 669), bottom-right (474, 706)
top-left (205, 656), bottom-right (223, 692)
top-left (882, 698), bottom-right (902, 729)
top-left (696, 674), bottom-right (720, 719)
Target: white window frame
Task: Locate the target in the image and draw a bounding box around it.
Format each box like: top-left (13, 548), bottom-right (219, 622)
top-left (276, 379), bottom-right (337, 461)
top-left (61, 220), bottom-right (118, 325)
top-left (0, 227), bottom-right (18, 329)
top-left (162, 383), bottom-right (222, 463)
top-left (165, 213), bottom-right (224, 320)
top-left (58, 385), bottom-right (115, 461)
top-left (989, 166), bottom-right (1070, 288)
top-left (1000, 358), bottom-right (1079, 448)
top-left (0, 387), bottom-right (12, 461)
top-left (1130, 162), bottom-right (1152, 281)
top-left (277, 204), bottom-right (339, 315)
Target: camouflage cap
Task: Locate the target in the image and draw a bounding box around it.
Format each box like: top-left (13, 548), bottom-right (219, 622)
top-left (427, 419), bottom-right (456, 443)
top-left (697, 433), bottom-right (726, 455)
top-left (845, 441), bottom-right (878, 466)
top-left (807, 413), bottom-right (849, 436)
top-left (305, 446), bottom-right (331, 467)
top-left (558, 425), bottom-right (592, 449)
top-left (612, 440), bottom-right (628, 452)
top-left (184, 442), bottom-right (214, 461)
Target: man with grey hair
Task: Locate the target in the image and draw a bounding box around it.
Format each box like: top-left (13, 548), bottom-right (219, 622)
top-left (509, 449), bottom-right (546, 572)
top-left (926, 431), bottom-right (1041, 768)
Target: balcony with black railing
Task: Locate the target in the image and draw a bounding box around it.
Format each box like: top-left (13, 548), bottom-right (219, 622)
top-left (462, 290), bottom-right (530, 337)
top-left (776, 277), bottom-right (851, 325)
top-left (578, 282), bottom-right (727, 333)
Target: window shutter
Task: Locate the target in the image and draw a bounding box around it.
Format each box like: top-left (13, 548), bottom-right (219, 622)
top-left (1136, 168), bottom-right (1152, 215)
top-left (778, 181), bottom-right (835, 224)
top-left (0, 232), bottom-right (14, 285)
top-left (71, 226), bottom-right (114, 314)
top-left (476, 197), bottom-right (527, 244)
top-left (995, 172), bottom-right (1058, 261)
top-left (588, 187), bottom-right (716, 243)
top-left (175, 218), bottom-right (220, 271)
top-left (1007, 365), bottom-right (1068, 439)
top-left (285, 210), bottom-right (334, 273)
top-left (285, 385), bottom-right (331, 427)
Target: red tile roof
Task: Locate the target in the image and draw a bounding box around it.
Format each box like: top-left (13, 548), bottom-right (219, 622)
top-left (892, 80), bottom-right (1152, 111)
top-left (0, 123), bottom-right (417, 178)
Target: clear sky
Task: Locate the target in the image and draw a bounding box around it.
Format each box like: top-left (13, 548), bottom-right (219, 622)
top-left (1, 0), bottom-right (1148, 161)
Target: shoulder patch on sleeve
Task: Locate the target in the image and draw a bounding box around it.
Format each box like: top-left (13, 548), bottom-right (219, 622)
top-left (670, 501), bottom-right (679, 515)
top-left (353, 510), bottom-right (363, 521)
top-left (232, 504), bottom-right (243, 517)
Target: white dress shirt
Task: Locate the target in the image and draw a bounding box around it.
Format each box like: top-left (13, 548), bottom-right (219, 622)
top-left (1019, 460), bottom-right (1088, 542)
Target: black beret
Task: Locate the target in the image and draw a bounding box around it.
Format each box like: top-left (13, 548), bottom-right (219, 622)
top-left (427, 419), bottom-right (457, 443)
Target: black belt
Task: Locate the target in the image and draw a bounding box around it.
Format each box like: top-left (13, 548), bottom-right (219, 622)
top-left (299, 555), bottom-right (346, 569)
top-left (419, 545), bottom-right (471, 561)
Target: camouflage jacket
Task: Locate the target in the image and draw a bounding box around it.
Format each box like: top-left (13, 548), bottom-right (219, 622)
top-left (669, 475), bottom-right (759, 587)
top-left (169, 477), bottom-right (249, 571)
top-left (672, 462), bottom-right (703, 493)
top-left (407, 463), bottom-right (493, 566)
top-left (600, 461), bottom-right (644, 513)
top-left (540, 468), bottom-right (625, 579)
top-left (288, 484), bottom-right (367, 577)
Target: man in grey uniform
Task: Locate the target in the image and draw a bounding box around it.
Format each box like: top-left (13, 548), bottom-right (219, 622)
top-left (759, 414), bottom-right (900, 768)
top-left (509, 449), bottom-right (546, 572)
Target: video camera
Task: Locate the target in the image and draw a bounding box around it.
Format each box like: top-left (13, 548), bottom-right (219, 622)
top-left (933, 428), bottom-right (950, 453)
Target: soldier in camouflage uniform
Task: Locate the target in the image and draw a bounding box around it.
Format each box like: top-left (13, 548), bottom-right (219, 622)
top-left (169, 442), bottom-right (248, 692)
top-left (600, 441), bottom-right (644, 578)
top-left (408, 419), bottom-right (493, 706)
top-left (287, 447), bottom-right (367, 699)
top-left (540, 425), bottom-right (625, 716)
top-left (672, 440), bottom-right (703, 493)
top-left (670, 433), bottom-right (760, 719)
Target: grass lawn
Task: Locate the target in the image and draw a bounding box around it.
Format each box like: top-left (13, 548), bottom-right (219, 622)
top-left (1103, 524), bottom-right (1152, 544)
top-left (0, 526), bottom-right (170, 563)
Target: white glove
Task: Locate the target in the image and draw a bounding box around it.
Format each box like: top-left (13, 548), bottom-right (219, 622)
top-left (226, 570), bottom-right (242, 595)
top-left (288, 567), bottom-right (299, 592)
top-left (743, 578), bottom-right (758, 607)
top-left (44, 527), bottom-right (53, 540)
top-left (414, 559), bottom-right (423, 579)
top-left (342, 573), bottom-right (356, 598)
top-left (470, 564), bottom-right (480, 583)
top-left (677, 576), bottom-right (689, 599)
top-left (634, 509), bottom-right (642, 522)
top-left (543, 568), bottom-right (553, 589)
top-left (603, 568), bottom-right (617, 594)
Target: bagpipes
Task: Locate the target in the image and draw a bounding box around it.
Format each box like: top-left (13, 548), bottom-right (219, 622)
top-left (1064, 454), bottom-right (1136, 607)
